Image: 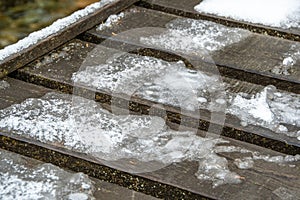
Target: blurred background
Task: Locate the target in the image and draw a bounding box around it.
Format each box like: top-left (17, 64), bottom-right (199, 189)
top-left (0, 0), bottom-right (98, 49)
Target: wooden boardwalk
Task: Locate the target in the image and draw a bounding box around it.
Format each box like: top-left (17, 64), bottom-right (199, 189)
top-left (0, 0), bottom-right (299, 199)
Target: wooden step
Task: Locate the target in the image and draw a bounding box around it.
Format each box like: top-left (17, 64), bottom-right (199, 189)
top-left (11, 39), bottom-right (300, 154)
top-left (0, 78), bottom-right (299, 200)
top-left (136, 0), bottom-right (300, 41)
top-left (82, 6), bottom-right (300, 94)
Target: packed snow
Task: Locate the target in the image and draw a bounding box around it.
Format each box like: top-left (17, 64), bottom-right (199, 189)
top-left (97, 12), bottom-right (125, 31)
top-left (271, 44), bottom-right (300, 76)
top-left (0, 150), bottom-right (95, 200)
top-left (72, 53), bottom-right (225, 111)
top-left (0, 92), bottom-right (299, 187)
top-left (140, 18), bottom-right (250, 53)
top-left (0, 0), bottom-right (117, 61)
top-left (73, 52), bottom-right (300, 141)
top-left (194, 0), bottom-right (300, 29)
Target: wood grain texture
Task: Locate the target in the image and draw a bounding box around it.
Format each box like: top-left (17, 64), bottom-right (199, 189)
top-left (0, 0), bottom-right (139, 79)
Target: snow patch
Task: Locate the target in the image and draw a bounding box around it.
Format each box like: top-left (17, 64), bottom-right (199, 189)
top-left (271, 44), bottom-right (300, 76)
top-left (0, 0), bottom-right (117, 61)
top-left (140, 18), bottom-right (250, 53)
top-left (72, 53), bottom-right (225, 111)
top-left (228, 85), bottom-right (300, 140)
top-left (73, 52), bottom-right (299, 140)
top-left (0, 150), bottom-right (95, 200)
top-left (0, 93), bottom-right (299, 187)
top-left (194, 0), bottom-right (300, 29)
top-left (97, 12), bottom-right (125, 31)
top-left (0, 92), bottom-right (237, 187)
top-left (0, 80), bottom-right (10, 90)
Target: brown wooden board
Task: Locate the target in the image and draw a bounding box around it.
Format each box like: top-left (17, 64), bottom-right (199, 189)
top-left (0, 78), bottom-right (300, 200)
top-left (0, 0), bottom-right (139, 79)
top-left (83, 6), bottom-right (300, 94)
top-left (137, 0), bottom-right (300, 41)
top-left (0, 148), bottom-right (159, 200)
top-left (0, 77), bottom-right (51, 109)
top-left (10, 39), bottom-right (300, 154)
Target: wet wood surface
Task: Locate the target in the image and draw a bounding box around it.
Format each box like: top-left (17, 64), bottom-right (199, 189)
top-left (84, 6), bottom-right (300, 94)
top-left (0, 0), bottom-right (139, 79)
top-left (0, 78), bottom-right (299, 200)
top-left (137, 0), bottom-right (300, 41)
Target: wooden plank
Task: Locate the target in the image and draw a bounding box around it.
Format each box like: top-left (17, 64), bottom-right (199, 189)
top-left (11, 39), bottom-right (300, 154)
top-left (0, 79), bottom-right (204, 199)
top-left (0, 148), bottom-right (159, 200)
top-left (0, 0), bottom-right (139, 79)
top-left (82, 6), bottom-right (300, 94)
top-left (0, 80), bottom-right (299, 199)
top-left (0, 77), bottom-right (51, 109)
top-left (137, 0), bottom-right (300, 42)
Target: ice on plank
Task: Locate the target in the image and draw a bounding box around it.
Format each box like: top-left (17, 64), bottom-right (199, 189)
top-left (0, 92), bottom-right (236, 186)
top-left (271, 44), bottom-right (300, 76)
top-left (97, 12), bottom-right (125, 31)
top-left (0, 0), bottom-right (117, 61)
top-left (140, 18), bottom-right (250, 53)
top-left (0, 150), bottom-right (94, 200)
top-left (194, 0), bottom-right (300, 29)
top-left (228, 85), bottom-right (300, 140)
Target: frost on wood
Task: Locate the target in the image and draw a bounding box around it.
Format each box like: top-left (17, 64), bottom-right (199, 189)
top-left (97, 12), bottom-right (125, 31)
top-left (140, 18), bottom-right (251, 53)
top-left (228, 85), bottom-right (300, 140)
top-left (0, 150), bottom-right (94, 200)
top-left (72, 53), bottom-right (225, 111)
top-left (0, 0), bottom-right (117, 61)
top-left (271, 44), bottom-right (300, 76)
top-left (0, 93), bottom-right (299, 187)
top-left (194, 0), bottom-right (300, 29)
top-left (0, 80), bottom-right (10, 90)
top-left (0, 92), bottom-right (238, 187)
top-left (73, 52), bottom-right (300, 141)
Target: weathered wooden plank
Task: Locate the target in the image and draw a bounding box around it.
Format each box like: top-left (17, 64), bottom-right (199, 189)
top-left (0, 80), bottom-right (299, 200)
top-left (137, 0), bottom-right (300, 41)
top-left (83, 6), bottom-right (300, 94)
top-left (0, 77), bottom-right (51, 109)
top-left (0, 0), bottom-right (139, 79)
top-left (0, 76), bottom-right (300, 199)
top-left (0, 148), bottom-right (159, 200)
top-left (11, 39), bottom-right (300, 154)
